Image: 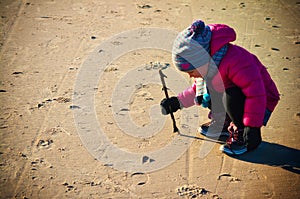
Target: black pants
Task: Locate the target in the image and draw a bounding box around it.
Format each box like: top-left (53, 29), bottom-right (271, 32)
top-left (223, 87), bottom-right (245, 129)
top-left (208, 87), bottom-right (246, 125)
top-left (221, 87), bottom-right (262, 150)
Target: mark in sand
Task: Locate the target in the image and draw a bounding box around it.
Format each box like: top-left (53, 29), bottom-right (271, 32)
top-left (177, 184), bottom-right (220, 198)
top-left (217, 173), bottom-right (241, 182)
top-left (130, 172), bottom-right (148, 186)
top-left (142, 155), bottom-right (155, 164)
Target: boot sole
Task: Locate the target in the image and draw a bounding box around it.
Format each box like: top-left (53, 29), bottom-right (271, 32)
top-left (199, 127), bottom-right (230, 137)
top-left (219, 145), bottom-right (247, 156)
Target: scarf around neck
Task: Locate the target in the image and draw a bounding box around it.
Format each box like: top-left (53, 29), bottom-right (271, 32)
top-left (195, 44), bottom-right (228, 106)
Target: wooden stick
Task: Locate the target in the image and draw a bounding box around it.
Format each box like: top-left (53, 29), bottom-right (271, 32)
top-left (159, 69), bottom-right (179, 133)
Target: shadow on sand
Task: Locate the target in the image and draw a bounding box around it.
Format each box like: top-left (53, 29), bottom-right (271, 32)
top-left (179, 133), bottom-right (300, 174)
top-left (233, 141), bottom-right (300, 174)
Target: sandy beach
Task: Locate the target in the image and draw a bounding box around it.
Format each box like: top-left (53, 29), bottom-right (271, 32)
top-left (0, 0), bottom-right (299, 198)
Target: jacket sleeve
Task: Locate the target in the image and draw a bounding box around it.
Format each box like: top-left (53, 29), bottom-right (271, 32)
top-left (177, 82), bottom-right (196, 108)
top-left (228, 57), bottom-right (267, 127)
top-left (256, 58), bottom-right (280, 111)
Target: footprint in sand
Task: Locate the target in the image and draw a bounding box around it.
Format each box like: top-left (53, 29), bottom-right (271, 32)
top-left (130, 172), bottom-right (148, 186)
top-left (62, 182), bottom-right (76, 192)
top-left (176, 184), bottom-right (220, 198)
top-left (217, 173), bottom-right (241, 183)
top-left (37, 139), bottom-right (53, 148)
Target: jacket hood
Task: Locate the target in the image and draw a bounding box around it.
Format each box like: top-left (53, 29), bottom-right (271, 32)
top-left (208, 24), bottom-right (236, 55)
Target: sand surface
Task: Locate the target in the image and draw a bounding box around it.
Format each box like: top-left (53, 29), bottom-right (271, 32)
top-left (0, 0), bottom-right (299, 198)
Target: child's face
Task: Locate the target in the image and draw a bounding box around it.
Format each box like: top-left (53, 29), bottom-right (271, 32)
top-left (186, 63), bottom-right (209, 78)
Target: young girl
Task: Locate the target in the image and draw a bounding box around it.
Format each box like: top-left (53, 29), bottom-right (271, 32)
top-left (160, 20), bottom-right (280, 155)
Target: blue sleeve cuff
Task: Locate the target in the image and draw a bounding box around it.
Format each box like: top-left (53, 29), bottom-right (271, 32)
top-left (263, 109), bottom-right (272, 126)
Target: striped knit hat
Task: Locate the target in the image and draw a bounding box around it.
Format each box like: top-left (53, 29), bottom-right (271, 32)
top-left (172, 20), bottom-right (211, 72)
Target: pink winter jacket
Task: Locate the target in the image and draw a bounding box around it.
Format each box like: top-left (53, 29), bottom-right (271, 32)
top-left (177, 24), bottom-right (280, 127)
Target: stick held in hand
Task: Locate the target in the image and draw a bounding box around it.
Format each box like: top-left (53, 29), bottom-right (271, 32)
top-left (159, 69), bottom-right (179, 133)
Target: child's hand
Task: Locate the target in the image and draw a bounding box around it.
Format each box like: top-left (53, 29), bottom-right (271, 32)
top-left (160, 97), bottom-right (181, 115)
top-left (194, 95), bottom-right (203, 106)
top-left (228, 122), bottom-right (239, 133)
top-left (195, 93), bottom-right (210, 107)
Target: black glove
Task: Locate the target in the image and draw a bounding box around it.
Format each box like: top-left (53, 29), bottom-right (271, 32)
top-left (160, 97), bottom-right (181, 115)
top-left (243, 127), bottom-right (262, 151)
top-left (194, 95), bottom-right (203, 106)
